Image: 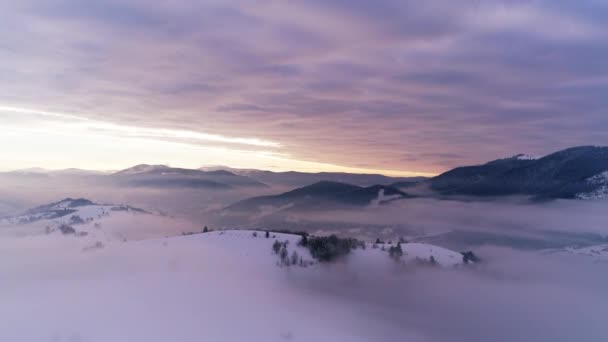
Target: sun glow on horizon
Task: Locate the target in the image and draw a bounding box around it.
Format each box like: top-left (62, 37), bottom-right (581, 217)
top-left (0, 105), bottom-right (434, 177)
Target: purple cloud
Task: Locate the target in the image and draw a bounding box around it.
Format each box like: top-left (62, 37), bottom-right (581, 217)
top-left (1, 0), bottom-right (607, 173)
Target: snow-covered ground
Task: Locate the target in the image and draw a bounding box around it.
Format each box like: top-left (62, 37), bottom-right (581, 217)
top-left (545, 244), bottom-right (608, 262)
top-left (0, 198), bottom-right (198, 241)
top-left (577, 171), bottom-right (608, 200)
top-left (515, 154), bottom-right (539, 160)
top-left (0, 199), bottom-right (471, 341)
top-left (0, 230), bottom-right (454, 342)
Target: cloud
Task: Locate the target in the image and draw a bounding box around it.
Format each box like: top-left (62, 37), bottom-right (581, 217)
top-left (1, 0), bottom-right (607, 173)
top-left (289, 246), bottom-right (608, 342)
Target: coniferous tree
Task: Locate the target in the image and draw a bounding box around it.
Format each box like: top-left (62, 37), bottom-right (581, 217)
top-left (389, 242), bottom-right (404, 260)
top-left (279, 246), bottom-right (288, 265)
top-left (298, 234), bottom-right (309, 247)
top-left (272, 240), bottom-right (282, 254)
top-left (291, 250), bottom-right (299, 265)
top-left (265, 231), bottom-right (270, 239)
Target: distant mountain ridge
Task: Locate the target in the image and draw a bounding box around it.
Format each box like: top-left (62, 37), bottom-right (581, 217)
top-left (430, 146), bottom-right (608, 199)
top-left (200, 166), bottom-right (427, 187)
top-left (111, 164), bottom-right (267, 189)
top-left (226, 181), bottom-right (412, 214)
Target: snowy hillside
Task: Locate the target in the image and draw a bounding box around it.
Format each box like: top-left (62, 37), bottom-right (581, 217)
top-left (0, 228), bottom-right (471, 342)
top-left (0, 198), bottom-right (197, 241)
top-left (545, 244), bottom-right (608, 262)
top-left (577, 171), bottom-right (608, 200)
top-left (198, 230), bottom-right (469, 268)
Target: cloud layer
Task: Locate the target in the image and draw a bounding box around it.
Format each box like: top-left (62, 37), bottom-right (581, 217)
top-left (1, 0), bottom-right (607, 173)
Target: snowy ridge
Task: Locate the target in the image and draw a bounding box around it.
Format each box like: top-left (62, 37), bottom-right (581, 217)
top-left (514, 154), bottom-right (539, 160)
top-left (397, 242), bottom-right (464, 267)
top-left (0, 198), bottom-right (147, 227)
top-left (202, 230), bottom-right (469, 268)
top-left (545, 244), bottom-right (608, 262)
top-left (0, 198), bottom-right (169, 243)
top-left (576, 171), bottom-right (608, 199)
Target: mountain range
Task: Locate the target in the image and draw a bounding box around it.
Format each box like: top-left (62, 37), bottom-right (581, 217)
top-left (3, 146), bottom-right (607, 200)
top-left (111, 164), bottom-right (267, 189)
top-left (200, 166), bottom-right (427, 187)
top-left (429, 146), bottom-right (608, 199)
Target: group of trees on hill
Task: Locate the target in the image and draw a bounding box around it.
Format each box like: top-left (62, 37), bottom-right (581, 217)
top-left (271, 239), bottom-right (308, 267)
top-left (300, 234), bottom-right (364, 262)
top-left (254, 228), bottom-right (481, 267)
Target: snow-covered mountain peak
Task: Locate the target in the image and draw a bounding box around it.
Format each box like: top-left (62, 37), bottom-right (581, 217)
top-left (513, 153), bottom-right (539, 160)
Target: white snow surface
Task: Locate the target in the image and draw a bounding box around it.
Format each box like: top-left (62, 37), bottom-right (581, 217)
top-left (576, 171), bottom-right (608, 200)
top-left (514, 154), bottom-right (539, 160)
top-left (546, 244), bottom-right (608, 261)
top-left (0, 199), bottom-right (197, 241)
top-left (0, 228), bottom-right (468, 341)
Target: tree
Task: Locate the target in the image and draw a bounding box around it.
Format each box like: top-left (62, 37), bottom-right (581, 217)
top-left (430, 255), bottom-right (437, 266)
top-left (265, 231), bottom-right (270, 239)
top-left (298, 234), bottom-right (309, 247)
top-left (375, 238), bottom-right (381, 244)
top-left (272, 240), bottom-right (282, 254)
top-left (389, 242), bottom-right (403, 260)
top-left (279, 246), bottom-right (289, 265)
top-left (252, 231), bottom-right (258, 237)
top-left (58, 224), bottom-right (76, 235)
top-left (305, 235), bottom-right (359, 262)
top-left (461, 251), bottom-right (481, 264)
top-left (291, 250), bottom-right (299, 265)
top-left (203, 226), bottom-right (209, 233)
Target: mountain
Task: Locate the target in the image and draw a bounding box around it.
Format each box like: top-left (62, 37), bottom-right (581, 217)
top-left (0, 197), bottom-right (198, 241)
top-left (0, 198), bottom-right (149, 227)
top-left (226, 181), bottom-right (411, 213)
top-left (430, 146), bottom-right (608, 199)
top-left (112, 164), bottom-right (267, 189)
top-left (200, 166), bottom-right (427, 187)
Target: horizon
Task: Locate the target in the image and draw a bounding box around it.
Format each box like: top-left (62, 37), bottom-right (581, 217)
top-left (3, 144), bottom-right (605, 178)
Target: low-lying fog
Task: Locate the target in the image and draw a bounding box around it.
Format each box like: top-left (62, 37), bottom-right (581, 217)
top-left (1, 176), bottom-right (607, 341)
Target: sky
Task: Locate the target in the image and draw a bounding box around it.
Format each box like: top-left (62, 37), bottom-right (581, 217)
top-left (1, 0), bottom-right (607, 175)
